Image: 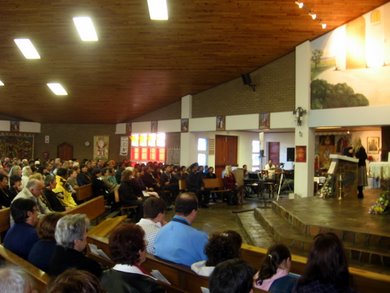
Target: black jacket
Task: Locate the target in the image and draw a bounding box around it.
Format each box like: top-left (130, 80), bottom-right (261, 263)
top-left (48, 245), bottom-right (102, 277)
top-left (101, 269), bottom-right (166, 293)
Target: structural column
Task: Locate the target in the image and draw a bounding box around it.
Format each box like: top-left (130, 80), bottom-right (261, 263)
top-left (294, 41), bottom-right (315, 197)
top-left (180, 95), bottom-right (196, 166)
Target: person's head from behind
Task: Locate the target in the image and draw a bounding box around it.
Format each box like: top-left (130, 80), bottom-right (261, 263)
top-left (47, 268), bottom-right (104, 293)
top-left (209, 259), bottom-right (254, 293)
top-left (109, 223), bottom-right (146, 266)
top-left (256, 244), bottom-right (291, 285)
top-left (37, 213), bottom-right (63, 240)
top-left (56, 168), bottom-right (68, 178)
top-left (143, 197), bottom-right (166, 222)
top-left (205, 231), bottom-right (243, 266)
top-left (0, 266), bottom-right (34, 293)
top-left (175, 193), bottom-right (198, 221)
top-left (11, 198), bottom-right (38, 226)
top-left (303, 232), bottom-right (350, 287)
top-left (55, 214), bottom-right (89, 252)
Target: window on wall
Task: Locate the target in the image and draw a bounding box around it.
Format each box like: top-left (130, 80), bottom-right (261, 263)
top-left (197, 138), bottom-right (208, 166)
top-left (252, 140), bottom-right (260, 171)
top-left (130, 133), bottom-right (166, 163)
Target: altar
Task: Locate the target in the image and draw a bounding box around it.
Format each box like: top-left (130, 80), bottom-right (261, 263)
top-left (368, 162), bottom-right (390, 189)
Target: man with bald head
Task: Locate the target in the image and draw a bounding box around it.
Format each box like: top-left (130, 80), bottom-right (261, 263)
top-left (154, 192), bottom-right (208, 266)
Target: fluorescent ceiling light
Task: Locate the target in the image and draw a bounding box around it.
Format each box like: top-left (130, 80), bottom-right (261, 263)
top-left (47, 83), bottom-right (68, 96)
top-left (14, 39), bottom-right (41, 59)
top-left (0, 80), bottom-right (4, 86)
top-left (147, 0), bottom-right (169, 20)
top-left (73, 16), bottom-right (98, 41)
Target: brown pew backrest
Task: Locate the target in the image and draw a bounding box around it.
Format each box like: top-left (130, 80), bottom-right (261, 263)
top-left (203, 178), bottom-right (225, 190)
top-left (0, 244), bottom-right (50, 292)
top-left (143, 254), bottom-right (209, 293)
top-left (0, 208), bottom-right (10, 240)
top-left (75, 183), bottom-right (93, 202)
top-left (65, 195), bottom-right (105, 221)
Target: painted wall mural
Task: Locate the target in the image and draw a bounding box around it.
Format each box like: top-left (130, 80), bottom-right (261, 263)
top-left (311, 2), bottom-right (390, 109)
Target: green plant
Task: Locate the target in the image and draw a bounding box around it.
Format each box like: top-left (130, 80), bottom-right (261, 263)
top-left (368, 191), bottom-right (390, 215)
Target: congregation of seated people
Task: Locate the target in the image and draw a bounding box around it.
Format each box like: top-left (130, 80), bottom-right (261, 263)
top-left (1, 157), bottom-right (360, 293)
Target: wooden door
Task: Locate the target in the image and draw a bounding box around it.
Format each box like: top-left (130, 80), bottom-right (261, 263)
top-left (215, 135), bottom-right (238, 178)
top-left (268, 142), bottom-right (280, 166)
top-left (57, 142), bottom-right (73, 161)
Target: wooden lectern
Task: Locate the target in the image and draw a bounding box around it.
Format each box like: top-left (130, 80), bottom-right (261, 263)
top-left (327, 154), bottom-right (359, 199)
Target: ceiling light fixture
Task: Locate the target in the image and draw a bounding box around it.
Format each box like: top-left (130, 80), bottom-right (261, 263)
top-left (0, 80), bottom-right (4, 86)
top-left (295, 1), bottom-right (304, 9)
top-left (47, 83), bottom-right (68, 96)
top-left (309, 12), bottom-right (317, 20)
top-left (294, 2), bottom-right (327, 30)
top-left (73, 16), bottom-right (98, 41)
top-left (147, 0), bottom-right (169, 20)
top-left (14, 39), bottom-right (41, 59)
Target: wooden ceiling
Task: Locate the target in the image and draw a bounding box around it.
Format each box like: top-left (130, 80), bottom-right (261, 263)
top-left (0, 0), bottom-right (387, 124)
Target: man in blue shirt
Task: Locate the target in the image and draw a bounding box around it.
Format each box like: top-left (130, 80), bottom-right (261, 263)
top-left (4, 198), bottom-right (39, 259)
top-left (154, 192), bottom-right (208, 266)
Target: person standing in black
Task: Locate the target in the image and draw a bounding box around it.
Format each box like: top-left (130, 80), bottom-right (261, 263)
top-left (186, 163), bottom-right (209, 208)
top-left (354, 138), bottom-right (368, 199)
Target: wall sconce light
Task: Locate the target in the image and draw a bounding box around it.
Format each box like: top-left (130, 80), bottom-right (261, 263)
top-left (293, 106), bottom-right (307, 126)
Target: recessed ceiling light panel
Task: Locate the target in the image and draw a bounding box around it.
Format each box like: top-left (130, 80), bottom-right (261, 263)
top-left (47, 83), bottom-right (68, 96)
top-left (0, 80), bottom-right (4, 86)
top-left (14, 38), bottom-right (41, 59)
top-left (73, 16), bottom-right (98, 41)
top-left (147, 0), bottom-right (169, 20)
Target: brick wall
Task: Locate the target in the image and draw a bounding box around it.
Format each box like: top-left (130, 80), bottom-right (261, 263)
top-left (192, 52), bottom-right (295, 117)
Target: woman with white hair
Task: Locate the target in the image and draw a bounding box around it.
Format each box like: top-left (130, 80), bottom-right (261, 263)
top-left (0, 266), bottom-right (34, 293)
top-left (48, 214), bottom-right (102, 277)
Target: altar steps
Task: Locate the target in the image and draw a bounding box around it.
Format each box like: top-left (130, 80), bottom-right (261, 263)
top-left (241, 198), bottom-right (390, 270)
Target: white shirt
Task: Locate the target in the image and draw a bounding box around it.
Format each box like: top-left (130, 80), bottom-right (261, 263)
top-left (136, 218), bottom-right (162, 254)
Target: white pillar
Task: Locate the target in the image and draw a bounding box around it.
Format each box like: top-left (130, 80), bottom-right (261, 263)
top-left (294, 41), bottom-right (315, 197)
top-left (180, 95), bottom-right (194, 166)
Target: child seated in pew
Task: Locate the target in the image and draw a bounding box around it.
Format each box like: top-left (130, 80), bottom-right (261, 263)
top-left (191, 230), bottom-right (242, 277)
top-left (0, 265), bottom-right (35, 293)
top-left (209, 258), bottom-right (254, 293)
top-left (253, 244), bottom-right (298, 293)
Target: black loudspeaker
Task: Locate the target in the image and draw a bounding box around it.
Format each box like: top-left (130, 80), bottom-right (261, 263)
top-left (241, 73), bottom-right (252, 85)
top-left (287, 147), bottom-right (295, 162)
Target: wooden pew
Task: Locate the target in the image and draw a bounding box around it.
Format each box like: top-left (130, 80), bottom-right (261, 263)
top-left (240, 243), bottom-right (390, 293)
top-left (143, 254), bottom-right (209, 293)
top-left (0, 208), bottom-right (10, 241)
top-left (178, 179), bottom-right (187, 192)
top-left (75, 183), bottom-right (93, 203)
top-left (65, 195), bottom-right (106, 221)
top-left (0, 244), bottom-right (50, 293)
top-left (203, 178), bottom-right (229, 201)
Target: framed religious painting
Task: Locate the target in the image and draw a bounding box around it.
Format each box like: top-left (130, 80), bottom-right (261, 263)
top-left (367, 137), bottom-right (379, 154)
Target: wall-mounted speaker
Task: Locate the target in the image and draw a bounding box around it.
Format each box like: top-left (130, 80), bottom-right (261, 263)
top-left (241, 73), bottom-right (252, 85)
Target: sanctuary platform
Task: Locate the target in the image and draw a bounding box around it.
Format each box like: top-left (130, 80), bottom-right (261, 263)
top-left (250, 191), bottom-right (390, 270)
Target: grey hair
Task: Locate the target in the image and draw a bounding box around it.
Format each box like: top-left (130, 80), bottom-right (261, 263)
top-left (0, 266), bottom-right (31, 293)
top-left (55, 214), bottom-right (90, 249)
top-left (26, 178), bottom-right (42, 190)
